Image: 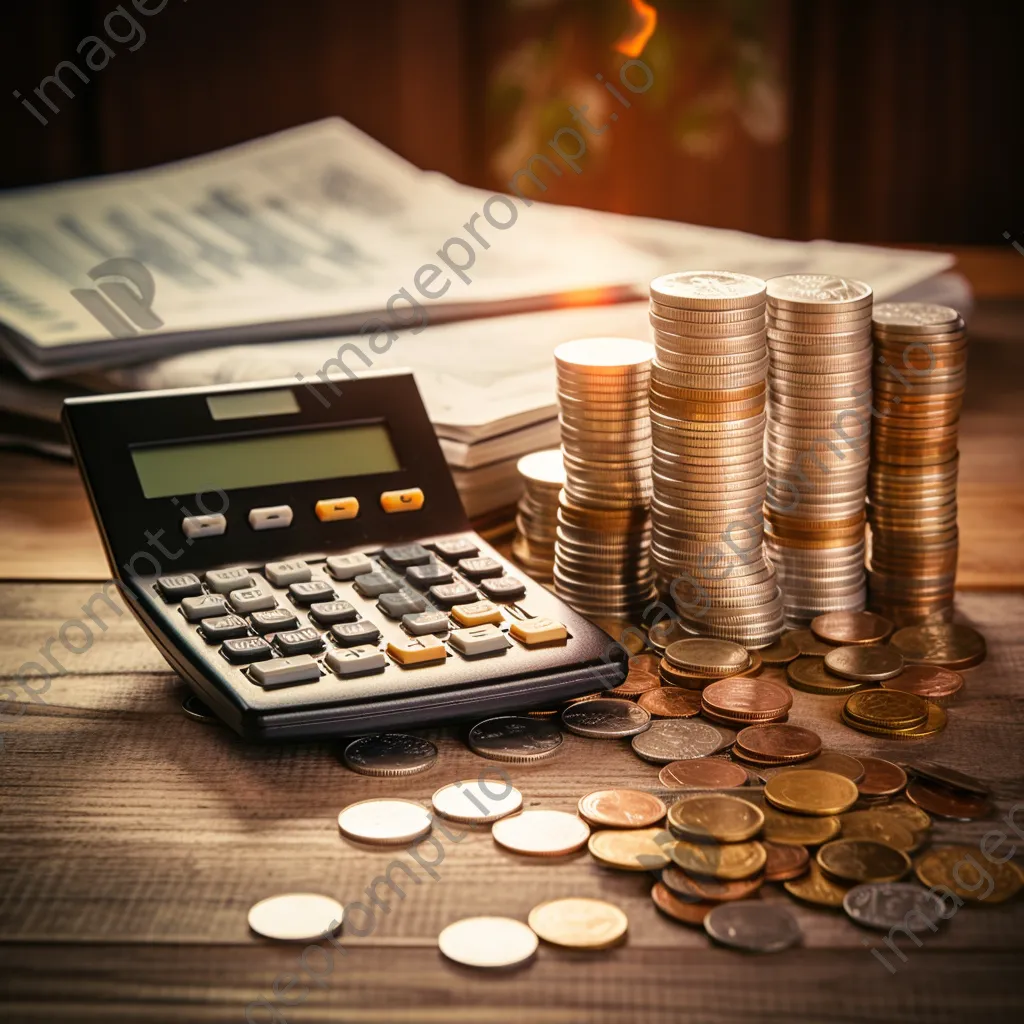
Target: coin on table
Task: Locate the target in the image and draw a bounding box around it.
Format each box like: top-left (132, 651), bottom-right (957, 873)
top-left (637, 686), bottom-right (702, 718)
top-left (667, 794), bottom-right (765, 843)
top-left (651, 882), bottom-right (716, 926)
top-left (881, 665), bottom-right (964, 704)
top-left (901, 759), bottom-right (990, 797)
top-left (704, 902), bottom-right (801, 953)
top-left (838, 811), bottom-right (917, 851)
top-left (438, 916), bottom-right (538, 968)
top-left (467, 716), bottom-right (563, 762)
top-left (890, 624), bottom-right (986, 669)
top-left (701, 676), bottom-right (793, 721)
top-left (660, 864), bottom-right (764, 902)
top-left (780, 751), bottom-right (865, 783)
top-left (338, 799), bottom-right (433, 844)
top-left (874, 801), bottom-right (932, 834)
top-left (856, 757), bottom-right (907, 799)
top-left (431, 779), bottom-right (523, 824)
top-left (528, 897), bottom-right (628, 949)
top-left (491, 809), bottom-right (591, 856)
top-left (181, 692), bottom-right (219, 723)
top-left (824, 645), bottom-right (904, 682)
top-left (811, 611), bottom-right (894, 646)
top-left (607, 668), bottom-right (661, 698)
top-left (343, 733), bottom-right (438, 777)
top-left (786, 656), bottom-right (866, 696)
top-left (784, 861), bottom-right (850, 908)
top-left (578, 789), bottom-right (667, 828)
top-left (248, 893), bottom-right (343, 941)
top-left (842, 883), bottom-right (946, 931)
top-left (658, 758), bottom-right (750, 790)
top-left (671, 839), bottom-right (767, 880)
top-left (763, 841), bottom-right (810, 882)
top-left (734, 723), bottom-right (822, 764)
top-left (765, 770), bottom-right (860, 816)
top-left (631, 719), bottom-right (726, 764)
top-left (762, 806), bottom-right (841, 846)
top-left (914, 846), bottom-right (1023, 903)
top-left (588, 827), bottom-right (674, 870)
top-left (665, 638), bottom-right (750, 677)
top-left (759, 632), bottom-right (801, 666)
top-left (788, 628), bottom-right (835, 657)
top-left (843, 689), bottom-right (929, 730)
top-left (817, 839), bottom-right (911, 884)
top-left (561, 698), bottom-right (652, 738)
top-left (648, 618), bottom-right (690, 652)
top-left (906, 780), bottom-right (992, 820)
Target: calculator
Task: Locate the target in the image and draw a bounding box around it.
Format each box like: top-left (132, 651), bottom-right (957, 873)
top-left (63, 372), bottom-right (623, 738)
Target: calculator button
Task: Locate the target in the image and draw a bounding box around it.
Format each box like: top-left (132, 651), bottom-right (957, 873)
top-left (249, 655), bottom-right (321, 689)
top-left (265, 560), bottom-right (312, 587)
top-left (451, 600), bottom-right (504, 627)
top-left (387, 634), bottom-right (447, 665)
top-left (331, 619), bottom-right (382, 647)
top-left (449, 624), bottom-right (511, 656)
top-left (382, 544), bottom-right (432, 569)
top-left (221, 636), bottom-right (274, 663)
top-left (326, 553), bottom-right (374, 580)
top-left (275, 627), bottom-right (325, 656)
top-left (509, 617), bottom-right (568, 646)
top-left (406, 563), bottom-right (454, 589)
top-left (326, 645), bottom-right (386, 677)
top-left (181, 595), bottom-right (230, 622)
top-left (157, 573), bottom-right (202, 601)
top-left (433, 537), bottom-right (480, 562)
top-left (250, 608), bottom-right (299, 634)
top-left (377, 592), bottom-right (427, 619)
top-left (380, 488), bottom-right (424, 513)
top-left (353, 572), bottom-right (400, 598)
top-left (315, 496), bottom-right (360, 522)
top-left (457, 557), bottom-right (504, 581)
top-left (402, 610), bottom-right (450, 636)
top-left (205, 566), bottom-right (255, 593)
top-left (288, 580), bottom-right (337, 606)
top-left (249, 505), bottom-right (293, 531)
top-left (181, 514), bottom-right (226, 539)
top-left (429, 581), bottom-right (479, 608)
top-left (480, 576), bottom-right (528, 602)
top-left (229, 585), bottom-right (277, 614)
top-left (198, 614), bottom-right (249, 642)
top-left (308, 599), bottom-right (359, 626)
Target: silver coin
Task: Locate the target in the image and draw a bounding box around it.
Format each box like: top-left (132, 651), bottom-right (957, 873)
top-left (248, 893), bottom-right (343, 942)
top-left (631, 720), bottom-right (728, 764)
top-left (824, 645), bottom-right (905, 682)
top-left (181, 693), bottom-right (219, 724)
top-left (431, 780), bottom-right (524, 823)
top-left (467, 716), bottom-right (564, 762)
top-left (343, 733), bottom-right (439, 777)
top-left (842, 883), bottom-right (946, 931)
top-left (560, 698), bottom-right (652, 738)
top-left (704, 902), bottom-right (801, 953)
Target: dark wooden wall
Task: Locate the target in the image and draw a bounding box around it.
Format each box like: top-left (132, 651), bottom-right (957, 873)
top-left (1, 0), bottom-right (1019, 244)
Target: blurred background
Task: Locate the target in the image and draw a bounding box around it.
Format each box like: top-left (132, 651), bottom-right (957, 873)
top-left (3, 0), bottom-right (1020, 252)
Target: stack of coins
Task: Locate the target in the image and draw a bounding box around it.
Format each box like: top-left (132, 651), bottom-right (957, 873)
top-left (552, 337), bottom-right (657, 618)
top-left (763, 275), bottom-right (873, 628)
top-left (648, 271), bottom-right (784, 647)
top-left (867, 303), bottom-right (966, 625)
top-left (511, 449), bottom-right (565, 582)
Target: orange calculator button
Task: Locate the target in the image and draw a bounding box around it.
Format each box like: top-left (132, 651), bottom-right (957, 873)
top-left (380, 488), bottom-right (425, 513)
top-left (315, 497), bottom-right (359, 522)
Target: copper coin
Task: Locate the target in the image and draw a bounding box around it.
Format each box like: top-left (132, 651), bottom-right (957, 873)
top-left (881, 665), bottom-right (964, 704)
top-left (638, 687), bottom-right (702, 718)
top-left (765, 751), bottom-right (866, 784)
top-left (786, 656), bottom-right (866, 696)
top-left (811, 611), bottom-right (894, 646)
top-left (788, 628), bottom-right (835, 657)
top-left (701, 677), bottom-right (793, 720)
top-left (607, 670), bottom-right (661, 698)
top-left (763, 841), bottom-right (810, 882)
top-left (906, 780), bottom-right (992, 820)
top-left (659, 659), bottom-right (715, 689)
top-left (760, 633), bottom-right (801, 666)
top-left (658, 758), bottom-right (750, 790)
top-left (578, 789), bottom-right (667, 828)
top-left (630, 654), bottom-right (662, 674)
top-left (660, 864), bottom-right (764, 902)
top-left (824, 645), bottom-right (905, 682)
top-left (856, 757), bottom-right (908, 799)
top-left (650, 882), bottom-right (715, 926)
top-left (889, 624), bottom-right (986, 669)
top-left (735, 724), bottom-right (822, 763)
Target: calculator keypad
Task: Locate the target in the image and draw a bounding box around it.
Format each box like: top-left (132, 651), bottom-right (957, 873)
top-left (199, 614), bottom-right (250, 642)
top-left (377, 592), bottom-right (427, 619)
top-left (250, 608), bottom-right (299, 634)
top-left (308, 600), bottom-right (358, 626)
top-left (158, 573), bottom-right (203, 601)
top-left (229, 583), bottom-right (277, 614)
top-left (205, 566), bottom-right (256, 593)
top-left (288, 580), bottom-right (336, 606)
top-left (222, 636), bottom-right (274, 663)
top-left (181, 594), bottom-right (230, 621)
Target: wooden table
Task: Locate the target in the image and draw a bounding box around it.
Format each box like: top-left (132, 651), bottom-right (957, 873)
top-left (2, 302), bottom-right (1023, 1023)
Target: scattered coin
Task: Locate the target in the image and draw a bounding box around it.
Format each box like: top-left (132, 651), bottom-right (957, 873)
top-left (843, 689), bottom-right (929, 731)
top-left (784, 862), bottom-right (850, 908)
top-left (842, 882), bottom-right (946, 931)
top-left (637, 686), bottom-right (702, 718)
top-left (889, 624), bottom-right (986, 670)
top-left (906, 780), bottom-right (992, 820)
top-left (817, 839), bottom-right (911, 883)
top-left (856, 757), bottom-right (908, 799)
top-left (631, 719), bottom-right (727, 764)
top-left (658, 758), bottom-right (750, 790)
top-left (491, 809), bottom-right (591, 856)
top-left (181, 692), bottom-right (219, 723)
top-left (788, 628), bottom-right (836, 657)
top-left (900, 759), bottom-right (989, 796)
top-left (701, 676), bottom-right (793, 724)
top-left (438, 916), bottom-right (538, 968)
top-left (824, 645), bottom-right (904, 682)
top-left (660, 864), bottom-right (764, 902)
top-left (650, 882), bottom-right (716, 926)
top-left (247, 893), bottom-right (343, 942)
top-left (763, 841), bottom-right (810, 882)
top-left (588, 827), bottom-right (674, 870)
top-left (704, 902), bottom-right (801, 953)
top-left (578, 789), bottom-right (667, 828)
top-left (781, 751), bottom-right (866, 783)
top-left (734, 723), bottom-right (822, 764)
top-left (786, 656), bottom-right (867, 695)
top-left (467, 716), bottom-right (564, 762)
top-left (667, 794), bottom-right (765, 843)
top-left (607, 668), bottom-right (661, 699)
top-left (648, 618), bottom-right (690, 651)
top-left (811, 611), bottom-right (894, 646)
top-left (431, 780), bottom-right (523, 824)
top-left (759, 633), bottom-right (801, 666)
top-left (561, 698), bottom-right (652, 738)
top-left (881, 665), bottom-right (964, 704)
top-left (671, 839), bottom-right (767, 880)
top-left (342, 733), bottom-right (438, 777)
top-left (337, 799), bottom-right (433, 845)
top-left (528, 897), bottom-right (628, 949)
top-left (665, 638), bottom-right (750, 676)
top-left (914, 846), bottom-right (1023, 903)
top-left (764, 770), bottom-right (860, 816)
top-left (762, 806), bottom-right (841, 846)
top-left (838, 811), bottom-right (916, 852)
top-left (874, 802), bottom-right (932, 834)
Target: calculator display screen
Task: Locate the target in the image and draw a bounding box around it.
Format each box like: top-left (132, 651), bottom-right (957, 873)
top-left (130, 424), bottom-right (400, 498)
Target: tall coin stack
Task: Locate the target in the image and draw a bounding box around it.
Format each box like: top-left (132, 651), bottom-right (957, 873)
top-left (648, 271), bottom-right (784, 647)
top-left (553, 337), bottom-right (657, 619)
top-left (764, 275), bottom-right (873, 627)
top-left (867, 302), bottom-right (966, 625)
top-left (511, 449), bottom-right (564, 582)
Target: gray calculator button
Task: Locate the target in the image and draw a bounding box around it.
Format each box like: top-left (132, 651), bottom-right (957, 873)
top-left (249, 505), bottom-right (293, 531)
top-left (309, 600), bottom-right (358, 626)
top-left (181, 514), bottom-right (226, 540)
top-left (433, 537), bottom-right (479, 562)
top-left (157, 573), bottom-right (202, 600)
top-left (377, 591), bottom-right (427, 619)
top-left (429, 581), bottom-right (479, 608)
top-left (457, 557), bottom-right (504, 581)
top-left (382, 544), bottom-right (432, 569)
top-left (353, 572), bottom-right (400, 598)
top-left (205, 566), bottom-right (255, 593)
top-left (449, 623), bottom-right (511, 656)
top-left (326, 645), bottom-right (386, 677)
top-left (402, 610), bottom-right (449, 636)
top-left (229, 585), bottom-right (277, 614)
top-left (249, 655), bottom-right (320, 689)
top-left (275, 627), bottom-right (325, 656)
top-left (289, 580), bottom-right (337, 606)
top-left (265, 559), bottom-right (312, 587)
top-left (331, 619), bottom-right (381, 647)
top-left (406, 563), bottom-right (454, 589)
top-left (480, 575), bottom-right (528, 602)
top-left (326, 554), bottom-right (373, 580)
top-left (181, 595), bottom-right (230, 622)
top-left (198, 614), bottom-right (249, 642)
top-left (221, 636), bottom-right (273, 663)
top-left (250, 608), bottom-right (299, 634)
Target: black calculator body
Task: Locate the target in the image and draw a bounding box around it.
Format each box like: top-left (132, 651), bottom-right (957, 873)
top-left (63, 373), bottom-right (623, 739)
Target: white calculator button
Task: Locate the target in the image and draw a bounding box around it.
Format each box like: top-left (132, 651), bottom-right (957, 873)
top-left (326, 645), bottom-right (386, 677)
top-left (265, 560), bottom-right (312, 586)
top-left (229, 585), bottom-right (277, 614)
top-left (181, 514), bottom-right (226, 539)
top-left (325, 554), bottom-right (373, 580)
top-left (449, 624), bottom-right (510, 656)
top-left (205, 566), bottom-right (255, 593)
top-left (249, 505), bottom-right (294, 531)
top-left (249, 655), bottom-right (321, 689)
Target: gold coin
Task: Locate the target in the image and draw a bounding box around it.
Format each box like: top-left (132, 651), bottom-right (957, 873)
top-left (667, 794), bottom-right (765, 843)
top-left (787, 656), bottom-right (865, 695)
top-left (782, 751), bottom-right (866, 783)
top-left (811, 611), bottom-right (894, 646)
top-left (671, 839), bottom-right (767, 880)
top-left (491, 810), bottom-right (590, 856)
top-left (762, 806), bottom-right (841, 846)
top-left (817, 839), bottom-right (911, 883)
top-left (665, 638), bottom-right (751, 676)
top-left (838, 811), bottom-right (916, 851)
top-left (528, 897), bottom-right (628, 949)
top-left (784, 861), bottom-right (850, 908)
top-left (764, 770), bottom-right (860, 816)
top-left (588, 827), bottom-right (674, 870)
top-left (844, 689), bottom-right (929, 729)
top-left (438, 916), bottom-right (538, 968)
top-left (760, 632), bottom-right (802, 666)
top-left (873, 801), bottom-right (932, 833)
top-left (841, 703), bottom-right (947, 739)
top-left (914, 846), bottom-right (1023, 904)
top-left (577, 789), bottom-right (667, 828)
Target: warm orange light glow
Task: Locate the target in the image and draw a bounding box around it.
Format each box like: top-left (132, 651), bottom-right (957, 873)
top-left (614, 0), bottom-right (657, 58)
